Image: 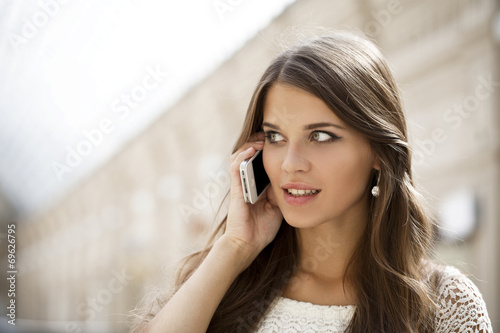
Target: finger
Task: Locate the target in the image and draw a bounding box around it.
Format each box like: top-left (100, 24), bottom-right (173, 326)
top-left (229, 146), bottom-right (258, 200)
top-left (249, 131), bottom-right (266, 142)
top-left (239, 137), bottom-right (265, 153)
top-left (230, 140), bottom-right (264, 164)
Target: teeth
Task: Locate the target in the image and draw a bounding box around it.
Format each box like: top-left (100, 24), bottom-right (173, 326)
top-left (286, 189), bottom-right (320, 196)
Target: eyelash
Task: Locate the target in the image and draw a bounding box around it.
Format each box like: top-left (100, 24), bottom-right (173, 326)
top-left (263, 130), bottom-right (340, 145)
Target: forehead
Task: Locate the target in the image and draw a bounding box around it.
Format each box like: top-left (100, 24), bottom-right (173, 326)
top-left (263, 83), bottom-right (344, 126)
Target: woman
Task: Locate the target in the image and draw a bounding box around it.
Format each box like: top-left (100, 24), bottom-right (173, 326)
top-left (130, 31), bottom-right (492, 332)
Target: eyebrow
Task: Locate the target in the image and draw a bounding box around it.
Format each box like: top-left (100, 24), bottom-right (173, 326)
top-left (261, 121), bottom-right (346, 131)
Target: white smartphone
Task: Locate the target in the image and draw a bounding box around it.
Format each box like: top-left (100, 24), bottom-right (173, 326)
top-left (240, 149), bottom-right (270, 204)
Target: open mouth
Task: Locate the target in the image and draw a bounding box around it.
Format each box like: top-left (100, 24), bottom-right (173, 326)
top-left (284, 189), bottom-right (321, 197)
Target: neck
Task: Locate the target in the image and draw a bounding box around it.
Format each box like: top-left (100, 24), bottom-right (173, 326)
top-left (295, 227), bottom-right (363, 284)
top-left (283, 195), bottom-right (371, 306)
top-left (294, 203), bottom-right (368, 283)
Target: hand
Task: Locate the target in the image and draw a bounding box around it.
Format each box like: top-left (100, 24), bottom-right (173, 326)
top-left (223, 132), bottom-right (283, 263)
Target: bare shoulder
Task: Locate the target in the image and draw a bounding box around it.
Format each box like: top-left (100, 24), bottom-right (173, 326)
top-left (423, 260), bottom-right (493, 333)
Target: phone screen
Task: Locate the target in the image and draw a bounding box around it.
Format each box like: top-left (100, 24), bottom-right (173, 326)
top-left (252, 150), bottom-right (270, 196)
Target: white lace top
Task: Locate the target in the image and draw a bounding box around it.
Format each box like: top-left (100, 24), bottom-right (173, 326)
top-left (256, 265), bottom-right (492, 332)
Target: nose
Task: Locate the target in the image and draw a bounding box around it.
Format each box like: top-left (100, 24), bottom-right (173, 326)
top-left (281, 143), bottom-right (311, 173)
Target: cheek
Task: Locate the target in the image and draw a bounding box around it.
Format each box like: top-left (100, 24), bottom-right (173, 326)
top-left (263, 149), bottom-right (277, 178)
top-left (263, 149), bottom-right (282, 189)
top-left (320, 151), bottom-right (373, 197)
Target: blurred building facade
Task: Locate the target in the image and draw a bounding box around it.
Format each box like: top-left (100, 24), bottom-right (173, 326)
top-left (3, 0), bottom-right (498, 331)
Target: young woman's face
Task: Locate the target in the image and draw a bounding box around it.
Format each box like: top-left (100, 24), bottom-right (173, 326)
top-left (262, 83), bottom-right (379, 229)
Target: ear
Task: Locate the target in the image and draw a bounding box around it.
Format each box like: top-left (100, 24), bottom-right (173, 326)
top-left (373, 155), bottom-right (381, 171)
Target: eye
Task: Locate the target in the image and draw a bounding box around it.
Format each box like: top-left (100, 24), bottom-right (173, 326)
top-left (311, 131), bottom-right (340, 144)
top-left (264, 130), bottom-right (284, 144)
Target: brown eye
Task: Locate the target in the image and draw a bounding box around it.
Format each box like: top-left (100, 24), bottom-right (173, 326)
top-left (264, 131), bottom-right (284, 144)
top-left (311, 131), bottom-right (340, 143)
top-left (312, 131), bottom-right (330, 141)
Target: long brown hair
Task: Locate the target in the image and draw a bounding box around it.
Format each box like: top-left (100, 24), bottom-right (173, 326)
top-left (130, 31), bottom-right (443, 333)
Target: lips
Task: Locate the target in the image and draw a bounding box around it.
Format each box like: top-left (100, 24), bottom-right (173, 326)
top-left (281, 182), bottom-right (321, 191)
top-left (281, 182), bottom-right (321, 206)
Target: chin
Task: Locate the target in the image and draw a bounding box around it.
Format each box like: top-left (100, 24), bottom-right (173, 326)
top-left (282, 214), bottom-right (321, 229)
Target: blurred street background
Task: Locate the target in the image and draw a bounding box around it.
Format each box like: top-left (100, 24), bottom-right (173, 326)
top-left (0, 0), bottom-right (499, 332)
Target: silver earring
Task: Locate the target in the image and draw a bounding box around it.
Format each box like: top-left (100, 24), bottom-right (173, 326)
top-left (371, 171), bottom-right (380, 197)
